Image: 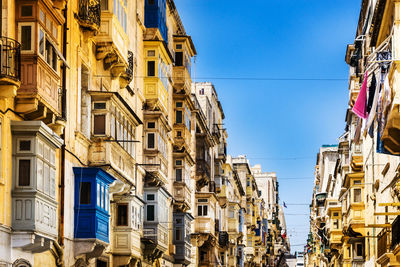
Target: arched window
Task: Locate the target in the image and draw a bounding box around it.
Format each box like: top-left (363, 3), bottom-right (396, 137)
top-left (13, 259), bottom-right (31, 267)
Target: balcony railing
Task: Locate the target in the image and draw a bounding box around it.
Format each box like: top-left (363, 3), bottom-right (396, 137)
top-left (219, 231), bottom-right (229, 247)
top-left (377, 228), bottom-right (391, 259)
top-left (0, 37), bottom-right (21, 83)
top-left (78, 0), bottom-right (101, 30)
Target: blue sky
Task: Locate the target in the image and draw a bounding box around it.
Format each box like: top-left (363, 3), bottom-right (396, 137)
top-left (173, 0), bottom-right (361, 253)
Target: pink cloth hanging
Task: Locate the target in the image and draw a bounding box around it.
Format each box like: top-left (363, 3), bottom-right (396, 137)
top-left (352, 72), bottom-right (368, 119)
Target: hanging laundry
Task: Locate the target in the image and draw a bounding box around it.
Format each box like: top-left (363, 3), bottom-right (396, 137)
top-left (365, 73), bottom-right (379, 137)
top-left (352, 72), bottom-right (368, 119)
top-left (377, 73), bottom-right (396, 154)
top-left (367, 73), bottom-right (377, 114)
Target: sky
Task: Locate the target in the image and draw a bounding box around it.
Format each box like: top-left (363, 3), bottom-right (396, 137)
top-left (173, 0), bottom-right (362, 253)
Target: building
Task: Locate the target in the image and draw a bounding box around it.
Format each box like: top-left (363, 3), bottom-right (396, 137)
top-left (0, 0), bottom-right (289, 266)
top-left (307, 1), bottom-right (400, 266)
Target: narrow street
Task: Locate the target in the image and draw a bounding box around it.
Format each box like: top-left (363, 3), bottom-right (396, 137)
top-left (0, 0), bottom-right (397, 267)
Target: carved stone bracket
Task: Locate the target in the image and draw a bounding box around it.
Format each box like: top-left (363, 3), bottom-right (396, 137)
top-left (74, 239), bottom-right (107, 265)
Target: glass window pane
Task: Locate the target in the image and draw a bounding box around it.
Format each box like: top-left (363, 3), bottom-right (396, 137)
top-left (147, 133), bottom-right (155, 149)
top-left (18, 159), bottom-right (31, 186)
top-left (37, 159), bottom-right (43, 191)
top-left (147, 205), bottom-right (155, 221)
top-left (50, 168), bottom-right (55, 197)
top-left (94, 115), bottom-right (106, 135)
top-left (80, 182), bottom-right (91, 204)
top-left (117, 204), bottom-right (128, 226)
top-left (21, 25), bottom-right (32, 51)
top-left (44, 164), bottom-right (50, 195)
top-left (21, 5), bottom-right (33, 16)
top-left (147, 61), bottom-right (155, 76)
top-left (39, 29), bottom-right (45, 56)
top-left (176, 169), bottom-right (182, 182)
top-left (176, 110), bottom-right (182, 124)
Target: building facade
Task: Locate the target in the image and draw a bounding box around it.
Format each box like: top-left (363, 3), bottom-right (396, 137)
top-left (307, 1), bottom-right (400, 266)
top-left (0, 0), bottom-right (290, 266)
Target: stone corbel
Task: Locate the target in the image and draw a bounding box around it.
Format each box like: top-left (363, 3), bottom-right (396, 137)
top-left (74, 240), bottom-right (107, 264)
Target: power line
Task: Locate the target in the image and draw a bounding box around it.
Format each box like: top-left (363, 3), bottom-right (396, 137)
top-left (93, 74), bottom-right (348, 82)
top-left (279, 177), bottom-right (314, 180)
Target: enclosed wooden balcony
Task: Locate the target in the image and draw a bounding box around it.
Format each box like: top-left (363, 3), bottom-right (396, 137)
top-left (173, 182), bottom-right (191, 212)
top-left (77, 0), bottom-right (101, 31)
top-left (0, 37), bottom-right (21, 97)
top-left (381, 104), bottom-right (400, 154)
top-left (111, 194), bottom-right (143, 266)
top-left (172, 35), bottom-right (196, 91)
top-left (173, 124), bottom-right (191, 152)
top-left (194, 217), bottom-right (215, 236)
top-left (377, 228), bottom-right (392, 263)
top-left (173, 66), bottom-right (191, 93)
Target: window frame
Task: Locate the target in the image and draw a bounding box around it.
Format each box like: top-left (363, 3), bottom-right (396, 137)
top-left (16, 158), bottom-right (32, 187)
top-left (18, 22), bottom-right (35, 53)
top-left (147, 132), bottom-right (156, 149)
top-left (353, 188), bottom-right (362, 203)
top-left (197, 204), bottom-right (208, 217)
top-left (116, 203), bottom-right (129, 226)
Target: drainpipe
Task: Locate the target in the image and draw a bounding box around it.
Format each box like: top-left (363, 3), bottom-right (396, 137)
top-left (56, 4), bottom-right (68, 266)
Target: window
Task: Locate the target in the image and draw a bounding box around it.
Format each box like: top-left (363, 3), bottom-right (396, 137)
top-left (93, 115), bottom-right (106, 135)
top-left (117, 204), bottom-right (128, 226)
top-left (198, 198), bottom-right (208, 203)
top-left (355, 243), bottom-right (363, 257)
top-left (148, 0), bottom-right (154, 4)
top-left (79, 182), bottom-right (91, 204)
top-left (114, 0), bottom-right (127, 32)
top-left (333, 219), bottom-right (339, 229)
top-left (147, 133), bottom-right (155, 149)
top-left (175, 51), bottom-right (183, 66)
top-left (94, 102), bottom-right (106, 109)
top-left (19, 23), bottom-right (33, 51)
top-left (147, 194), bottom-right (155, 201)
top-left (333, 212), bottom-right (339, 217)
top-left (175, 227), bottom-right (182, 241)
top-left (147, 61), bottom-right (155, 76)
top-left (197, 205), bottom-right (208, 216)
top-left (45, 40), bottom-right (58, 71)
top-left (176, 110), bottom-right (183, 124)
top-left (199, 88), bottom-right (204, 95)
top-left (176, 160), bottom-right (182, 166)
top-left (19, 140), bottom-right (31, 151)
top-left (176, 168), bottom-right (182, 182)
top-left (100, 0), bottom-right (108, 10)
top-left (18, 159), bottom-right (31, 186)
top-left (21, 5), bottom-right (33, 17)
top-left (176, 44), bottom-right (182, 50)
top-left (147, 205), bottom-right (155, 221)
top-left (147, 122), bottom-right (155, 128)
top-left (353, 188), bottom-right (361, 203)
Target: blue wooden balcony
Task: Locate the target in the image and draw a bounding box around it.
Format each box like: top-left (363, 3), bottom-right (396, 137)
top-left (144, 0), bottom-right (168, 43)
top-left (73, 167), bottom-right (116, 243)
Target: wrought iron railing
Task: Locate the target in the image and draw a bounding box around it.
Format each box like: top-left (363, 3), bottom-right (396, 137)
top-left (392, 216), bottom-right (400, 249)
top-left (378, 228), bottom-right (390, 258)
top-left (0, 37), bottom-right (21, 82)
top-left (219, 231), bottom-right (229, 247)
top-left (126, 51), bottom-right (133, 81)
top-left (78, 0), bottom-right (101, 29)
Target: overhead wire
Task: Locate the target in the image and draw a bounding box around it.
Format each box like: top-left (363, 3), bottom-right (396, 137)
top-left (93, 74), bottom-right (348, 82)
